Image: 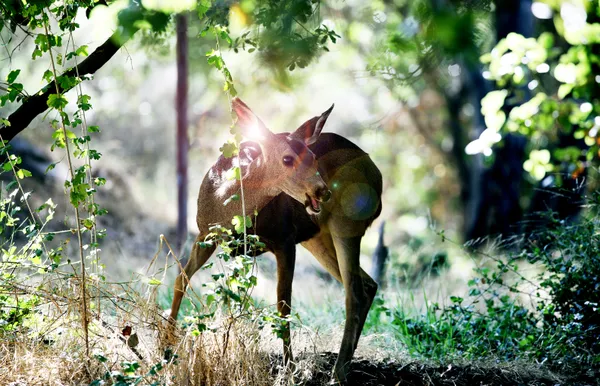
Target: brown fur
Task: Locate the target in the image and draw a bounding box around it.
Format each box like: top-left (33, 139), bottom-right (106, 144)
top-left (168, 98), bottom-right (382, 383)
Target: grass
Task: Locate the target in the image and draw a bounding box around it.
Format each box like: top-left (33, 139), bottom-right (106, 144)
top-left (1, 238), bottom-right (589, 386)
top-left (0, 249), bottom-right (275, 385)
top-left (2, 171), bottom-right (597, 385)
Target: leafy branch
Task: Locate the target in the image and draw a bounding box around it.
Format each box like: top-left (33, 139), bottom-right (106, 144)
top-left (0, 29), bottom-right (136, 142)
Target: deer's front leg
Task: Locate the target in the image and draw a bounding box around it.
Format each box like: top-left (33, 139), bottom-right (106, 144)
top-left (168, 235), bottom-right (216, 334)
top-left (331, 235), bottom-right (377, 383)
top-left (274, 241), bottom-right (297, 365)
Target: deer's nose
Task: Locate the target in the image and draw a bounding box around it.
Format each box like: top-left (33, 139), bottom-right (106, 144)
top-left (316, 187), bottom-right (332, 203)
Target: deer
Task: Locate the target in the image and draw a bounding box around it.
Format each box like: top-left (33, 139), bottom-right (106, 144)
top-left (168, 97), bottom-right (382, 383)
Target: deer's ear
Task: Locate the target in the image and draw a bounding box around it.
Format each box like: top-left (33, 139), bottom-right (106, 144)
top-left (291, 103), bottom-right (334, 146)
top-left (232, 97), bottom-right (273, 141)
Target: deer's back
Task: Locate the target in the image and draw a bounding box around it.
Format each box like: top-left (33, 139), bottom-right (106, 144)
top-left (312, 133), bottom-right (382, 230)
top-left (253, 133), bottom-right (382, 247)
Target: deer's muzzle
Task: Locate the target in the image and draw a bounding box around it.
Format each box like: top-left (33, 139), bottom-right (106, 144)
top-left (305, 187), bottom-right (331, 215)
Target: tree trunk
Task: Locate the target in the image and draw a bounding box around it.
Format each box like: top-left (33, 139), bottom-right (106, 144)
top-left (175, 14), bottom-right (189, 253)
top-left (465, 0), bottom-right (533, 244)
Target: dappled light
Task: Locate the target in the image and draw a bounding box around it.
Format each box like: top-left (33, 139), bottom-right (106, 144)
top-left (1, 0), bottom-right (599, 385)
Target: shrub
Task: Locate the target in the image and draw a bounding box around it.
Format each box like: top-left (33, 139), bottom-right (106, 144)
top-left (389, 199), bottom-right (600, 369)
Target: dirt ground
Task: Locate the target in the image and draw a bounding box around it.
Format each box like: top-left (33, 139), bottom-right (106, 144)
top-left (286, 352), bottom-right (597, 386)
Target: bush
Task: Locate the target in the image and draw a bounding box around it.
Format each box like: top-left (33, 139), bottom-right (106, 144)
top-left (526, 214), bottom-right (600, 361)
top-left (389, 200), bottom-right (600, 369)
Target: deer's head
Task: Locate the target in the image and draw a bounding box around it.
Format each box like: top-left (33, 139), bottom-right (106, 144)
top-left (232, 97), bottom-right (332, 214)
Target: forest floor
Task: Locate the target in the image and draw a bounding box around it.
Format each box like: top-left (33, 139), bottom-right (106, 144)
top-left (4, 141), bottom-right (598, 386)
top-left (292, 352), bottom-right (595, 386)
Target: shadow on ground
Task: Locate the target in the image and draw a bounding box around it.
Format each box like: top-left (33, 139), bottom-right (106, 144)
top-left (272, 352), bottom-right (596, 386)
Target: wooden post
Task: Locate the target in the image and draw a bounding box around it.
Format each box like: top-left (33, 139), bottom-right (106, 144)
top-left (370, 221), bottom-right (388, 286)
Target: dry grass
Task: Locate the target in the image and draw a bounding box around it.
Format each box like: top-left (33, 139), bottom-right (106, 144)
top-left (0, 232), bottom-right (344, 386)
top-left (0, 321), bottom-right (275, 385)
top-left (166, 323), bottom-right (274, 386)
top-left (0, 278), bottom-right (344, 386)
top-left (0, 268), bottom-right (276, 386)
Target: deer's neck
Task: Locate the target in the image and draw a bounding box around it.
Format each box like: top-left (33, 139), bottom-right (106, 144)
top-left (210, 155), bottom-right (279, 226)
top-left (238, 156), bottom-right (279, 210)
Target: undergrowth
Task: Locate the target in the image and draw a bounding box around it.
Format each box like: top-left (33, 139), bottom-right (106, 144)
top-left (363, 191), bottom-right (600, 373)
top-left (0, 12), bottom-right (298, 385)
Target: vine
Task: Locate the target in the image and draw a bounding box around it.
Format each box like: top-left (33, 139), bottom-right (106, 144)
top-left (0, 2), bottom-right (337, 380)
top-left (44, 18), bottom-right (91, 356)
top-left (175, 24), bottom-right (296, 355)
top-left (0, 4), bottom-right (107, 358)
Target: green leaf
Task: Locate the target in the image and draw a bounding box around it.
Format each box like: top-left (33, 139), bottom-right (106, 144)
top-left (226, 166), bottom-right (241, 181)
top-left (249, 275), bottom-right (257, 286)
top-left (219, 30), bottom-right (232, 45)
top-left (47, 94), bottom-right (68, 110)
top-left (484, 111), bottom-right (506, 132)
top-left (197, 0), bottom-right (211, 18)
top-left (42, 70), bottom-right (53, 82)
top-left (57, 75), bottom-right (78, 89)
top-left (64, 129), bottom-right (77, 139)
top-left (557, 84), bottom-right (573, 99)
top-left (231, 215), bottom-right (252, 234)
top-left (82, 218), bottom-right (94, 229)
top-left (94, 355), bottom-right (108, 364)
top-left (52, 128), bottom-right (66, 148)
top-left (232, 215), bottom-right (244, 234)
top-left (7, 69), bottom-right (20, 83)
top-left (223, 194), bottom-right (240, 206)
top-left (219, 141), bottom-right (238, 158)
top-left (75, 45), bottom-right (89, 57)
top-left (481, 90), bottom-right (508, 116)
top-left (519, 336), bottom-right (532, 348)
top-left (228, 83), bottom-right (237, 97)
top-left (31, 47), bottom-right (42, 60)
top-left (538, 32), bottom-right (554, 50)
top-left (77, 94), bottom-right (92, 111)
top-left (16, 169), bottom-right (31, 179)
top-left (133, 19), bottom-right (153, 30)
top-left (509, 93), bottom-right (547, 121)
top-left (554, 63), bottom-right (577, 84)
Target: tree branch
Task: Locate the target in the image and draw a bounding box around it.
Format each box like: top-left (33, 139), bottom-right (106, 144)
top-left (1, 30), bottom-right (135, 142)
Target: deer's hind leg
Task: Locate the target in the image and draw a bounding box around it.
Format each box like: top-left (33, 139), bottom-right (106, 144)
top-left (301, 232), bottom-right (342, 282)
top-left (330, 234), bottom-right (377, 382)
top-left (302, 231), bottom-right (377, 383)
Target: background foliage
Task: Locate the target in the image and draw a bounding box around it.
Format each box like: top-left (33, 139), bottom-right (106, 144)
top-left (1, 0), bottom-right (599, 384)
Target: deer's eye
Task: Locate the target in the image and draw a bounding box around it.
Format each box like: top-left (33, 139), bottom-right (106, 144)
top-left (282, 155), bottom-right (294, 167)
